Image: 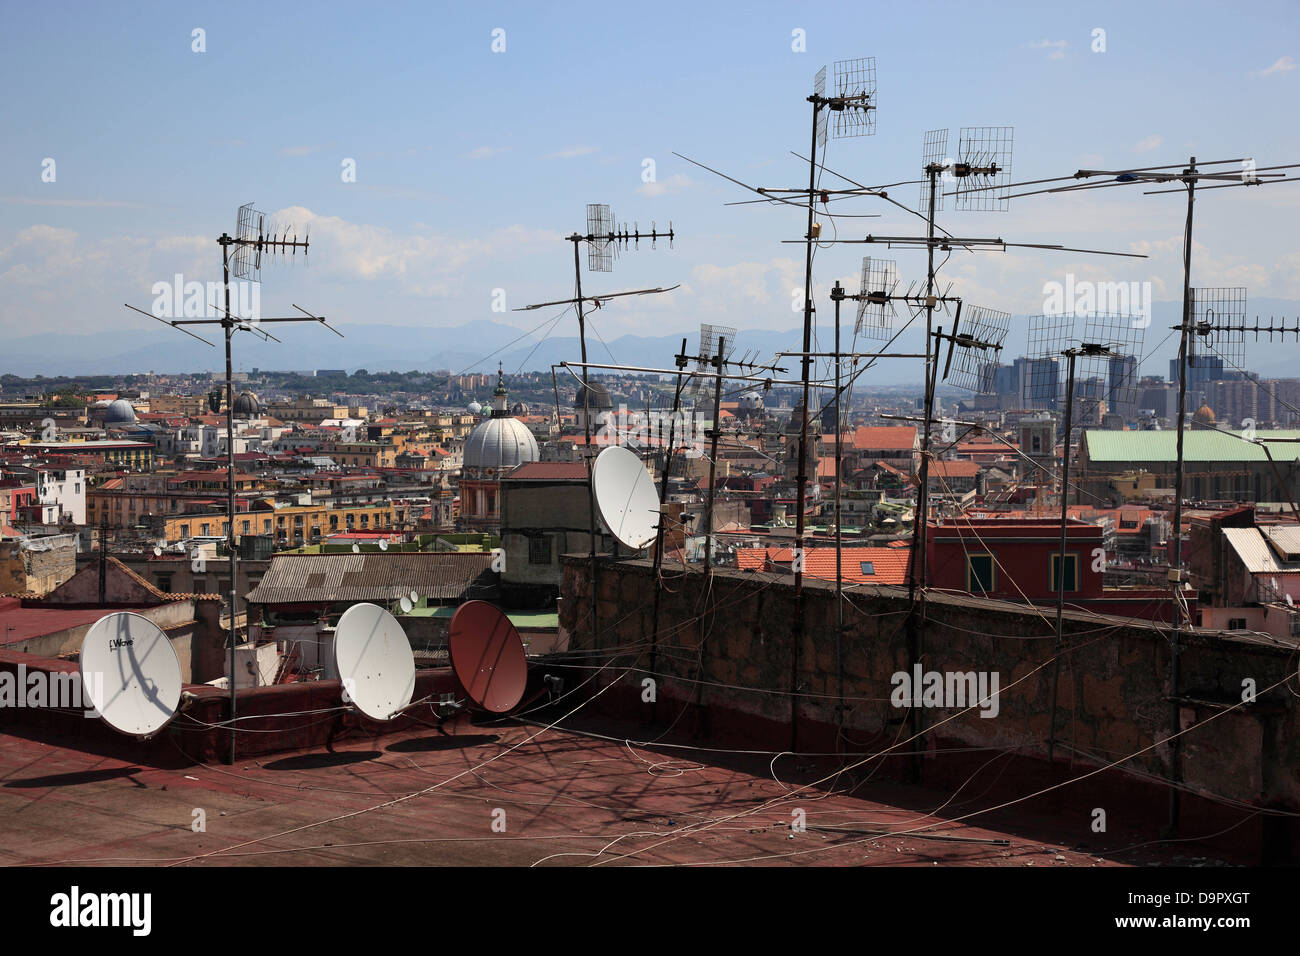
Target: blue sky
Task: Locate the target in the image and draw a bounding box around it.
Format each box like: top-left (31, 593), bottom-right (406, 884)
top-left (2, 0), bottom-right (1299, 381)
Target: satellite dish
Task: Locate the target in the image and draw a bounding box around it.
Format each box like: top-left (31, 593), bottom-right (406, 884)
top-left (79, 612), bottom-right (182, 737)
top-left (409, 590), bottom-right (419, 604)
top-left (333, 603), bottom-right (415, 721)
top-left (449, 600), bottom-right (527, 713)
top-left (152, 546), bottom-right (162, 557)
top-left (1287, 594), bottom-right (1295, 608)
top-left (379, 538), bottom-right (389, 551)
top-left (352, 543), bottom-right (360, 553)
top-left (592, 445), bottom-right (660, 550)
top-left (398, 595), bottom-right (413, 613)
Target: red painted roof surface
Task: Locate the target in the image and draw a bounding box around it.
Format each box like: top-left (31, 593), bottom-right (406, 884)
top-left (930, 460), bottom-right (981, 478)
top-left (852, 426), bottom-right (917, 451)
top-left (0, 711), bottom-right (1209, 866)
top-left (0, 598), bottom-right (129, 645)
top-left (736, 546), bottom-right (911, 585)
top-left (506, 462), bottom-right (589, 481)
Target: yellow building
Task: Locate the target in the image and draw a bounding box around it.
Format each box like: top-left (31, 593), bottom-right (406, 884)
top-left (155, 502), bottom-right (394, 545)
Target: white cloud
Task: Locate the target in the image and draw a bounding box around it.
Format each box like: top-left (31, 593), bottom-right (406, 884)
top-left (637, 174), bottom-right (692, 197)
top-left (1254, 56), bottom-right (1297, 76)
top-left (463, 145), bottom-right (511, 159)
top-left (1135, 134), bottom-right (1163, 153)
top-left (543, 145), bottom-right (599, 160)
top-left (1029, 39), bottom-right (1068, 60)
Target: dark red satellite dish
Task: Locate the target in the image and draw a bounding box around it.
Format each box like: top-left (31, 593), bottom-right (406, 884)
top-left (448, 600), bottom-right (528, 713)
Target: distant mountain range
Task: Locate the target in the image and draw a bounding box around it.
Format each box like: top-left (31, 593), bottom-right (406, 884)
top-left (7, 298), bottom-right (1300, 384)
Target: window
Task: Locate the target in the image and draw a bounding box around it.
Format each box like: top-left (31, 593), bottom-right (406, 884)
top-left (1049, 553), bottom-right (1079, 593)
top-left (242, 520), bottom-right (250, 534)
top-left (1228, 617), bottom-right (1248, 630)
top-left (201, 523), bottom-right (210, 536)
top-left (967, 554), bottom-right (996, 594)
top-left (529, 535), bottom-right (552, 566)
top-left (859, 561), bottom-right (875, 576)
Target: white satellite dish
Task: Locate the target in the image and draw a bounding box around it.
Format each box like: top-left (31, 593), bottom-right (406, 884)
top-left (592, 446), bottom-right (660, 550)
top-left (409, 590), bottom-right (419, 604)
top-left (398, 595), bottom-right (413, 613)
top-left (79, 612), bottom-right (182, 737)
top-left (333, 603), bottom-right (415, 721)
top-left (379, 538), bottom-right (389, 551)
top-left (352, 543), bottom-right (360, 553)
top-left (152, 546), bottom-right (162, 557)
top-left (1287, 594), bottom-right (1295, 609)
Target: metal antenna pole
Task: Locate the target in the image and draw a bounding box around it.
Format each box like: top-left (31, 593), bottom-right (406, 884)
top-left (1048, 348), bottom-right (1078, 766)
top-left (648, 340), bottom-right (690, 723)
top-left (218, 233), bottom-right (239, 765)
top-left (571, 239), bottom-right (602, 653)
top-left (791, 94), bottom-right (822, 753)
top-left (702, 337), bottom-right (726, 577)
top-left (831, 283), bottom-right (846, 727)
top-left (1169, 157), bottom-right (1198, 834)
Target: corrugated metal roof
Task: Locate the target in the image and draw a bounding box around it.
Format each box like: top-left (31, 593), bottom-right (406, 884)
top-left (1262, 525), bottom-right (1300, 561)
top-left (246, 552), bottom-right (495, 604)
top-left (1084, 429), bottom-right (1300, 463)
top-left (1223, 527), bottom-right (1284, 573)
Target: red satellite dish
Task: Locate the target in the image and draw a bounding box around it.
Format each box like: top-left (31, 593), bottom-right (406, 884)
top-left (448, 600), bottom-right (527, 713)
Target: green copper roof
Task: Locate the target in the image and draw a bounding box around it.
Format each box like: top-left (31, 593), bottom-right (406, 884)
top-left (1083, 429), bottom-right (1300, 464)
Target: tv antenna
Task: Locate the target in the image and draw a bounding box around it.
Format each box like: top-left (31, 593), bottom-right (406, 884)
top-left (123, 201), bottom-right (341, 764)
top-left (592, 445), bottom-right (662, 552)
top-left (333, 603), bottom-right (416, 722)
top-left (1023, 312), bottom-right (1146, 765)
top-left (516, 203), bottom-right (677, 650)
top-left (80, 612), bottom-right (183, 737)
top-left (447, 600), bottom-right (528, 714)
top-left (958, 153), bottom-right (1300, 832)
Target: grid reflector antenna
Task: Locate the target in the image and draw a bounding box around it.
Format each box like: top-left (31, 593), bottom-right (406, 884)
top-left (1079, 312), bottom-right (1147, 423)
top-left (954, 127), bottom-right (1014, 211)
top-left (1025, 313), bottom-right (1073, 407)
top-left (587, 203), bottom-right (614, 272)
top-left (814, 66), bottom-right (828, 147)
top-left (829, 57), bottom-right (877, 138)
top-left (920, 129), bottom-right (949, 215)
top-left (232, 202), bottom-right (264, 282)
top-left (1190, 286), bottom-right (1248, 376)
top-left (855, 257), bottom-right (898, 340)
top-left (946, 305), bottom-right (1011, 392)
top-left (690, 323), bottom-right (736, 412)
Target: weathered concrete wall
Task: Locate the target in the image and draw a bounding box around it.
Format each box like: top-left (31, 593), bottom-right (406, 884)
top-left (560, 555), bottom-right (1300, 815)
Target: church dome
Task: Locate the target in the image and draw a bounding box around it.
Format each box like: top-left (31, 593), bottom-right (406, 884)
top-left (233, 391), bottom-right (261, 417)
top-left (510, 401), bottom-right (529, 416)
top-left (463, 417), bottom-right (539, 473)
top-left (574, 382), bottom-right (612, 411)
top-left (463, 365), bottom-right (539, 474)
top-left (468, 401), bottom-right (483, 416)
top-left (1194, 405), bottom-right (1216, 426)
top-left (104, 399), bottom-right (136, 425)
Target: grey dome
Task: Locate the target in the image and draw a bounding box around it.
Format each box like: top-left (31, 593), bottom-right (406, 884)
top-left (463, 416), bottom-right (539, 473)
top-left (468, 401), bottom-right (483, 416)
top-left (233, 391), bottom-right (261, 417)
top-left (739, 390), bottom-right (764, 410)
top-left (510, 401), bottom-right (529, 416)
top-left (104, 399), bottom-right (136, 424)
top-left (574, 382), bottom-right (612, 411)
